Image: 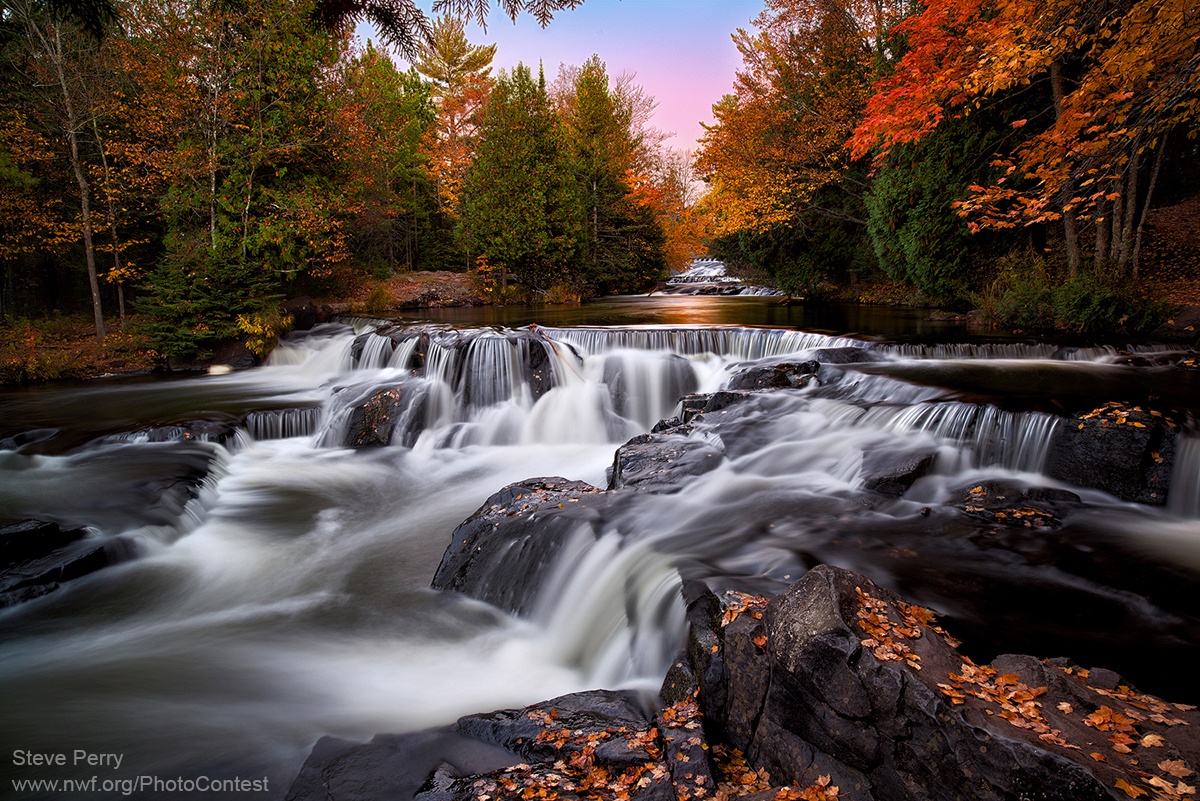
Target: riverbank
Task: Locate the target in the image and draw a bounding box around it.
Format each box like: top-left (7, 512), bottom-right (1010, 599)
top-left (6, 240), bottom-right (1200, 386)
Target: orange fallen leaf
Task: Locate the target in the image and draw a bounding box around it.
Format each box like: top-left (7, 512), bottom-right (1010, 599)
top-left (1114, 778), bottom-right (1147, 798)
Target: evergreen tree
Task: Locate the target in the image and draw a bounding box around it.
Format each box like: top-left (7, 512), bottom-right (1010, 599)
top-left (563, 56), bottom-right (666, 294)
top-left (460, 63), bottom-right (583, 295)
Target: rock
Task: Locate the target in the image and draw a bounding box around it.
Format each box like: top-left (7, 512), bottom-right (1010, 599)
top-left (608, 432), bottom-right (724, 492)
top-left (430, 478), bottom-right (607, 615)
top-left (0, 520), bottom-right (137, 608)
top-left (860, 448), bottom-right (937, 496)
top-left (288, 689), bottom-right (709, 801)
top-left (0, 428), bottom-right (59, 452)
top-left (282, 296), bottom-right (318, 331)
top-left (1151, 306), bottom-right (1200, 343)
top-left (811, 347), bottom-right (879, 365)
top-left (953, 480), bottom-right (1082, 530)
top-left (0, 520), bottom-right (88, 569)
top-left (685, 564), bottom-right (1200, 801)
top-left (341, 381), bottom-right (434, 448)
top-left (726, 361), bottom-right (820, 391)
top-left (1045, 403), bottom-right (1178, 504)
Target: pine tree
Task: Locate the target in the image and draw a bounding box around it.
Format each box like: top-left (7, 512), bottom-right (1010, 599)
top-left (460, 63), bottom-right (583, 295)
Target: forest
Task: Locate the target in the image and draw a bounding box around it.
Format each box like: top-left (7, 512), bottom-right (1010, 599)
top-left (0, 0), bottom-right (704, 358)
top-left (698, 0), bottom-right (1200, 329)
top-left (1, 0), bottom-right (1199, 365)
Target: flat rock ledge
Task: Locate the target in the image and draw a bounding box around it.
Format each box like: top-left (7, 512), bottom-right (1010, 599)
top-left (288, 565), bottom-right (1200, 801)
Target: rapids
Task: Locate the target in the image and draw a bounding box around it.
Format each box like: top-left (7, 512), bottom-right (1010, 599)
top-left (2, 308), bottom-right (1199, 799)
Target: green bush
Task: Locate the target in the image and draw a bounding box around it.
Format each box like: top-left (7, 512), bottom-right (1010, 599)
top-left (970, 259), bottom-right (1165, 333)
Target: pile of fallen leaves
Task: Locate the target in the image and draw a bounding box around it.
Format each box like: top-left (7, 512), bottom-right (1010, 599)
top-left (855, 586), bottom-right (960, 670)
top-left (710, 746), bottom-right (839, 801)
top-left (959, 484), bottom-right (1061, 529)
top-left (1076, 402), bottom-right (1177, 432)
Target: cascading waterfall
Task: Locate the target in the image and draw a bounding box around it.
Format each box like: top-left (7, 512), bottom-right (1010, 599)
top-left (1168, 436), bottom-right (1200, 518)
top-left (2, 315), bottom-right (1195, 801)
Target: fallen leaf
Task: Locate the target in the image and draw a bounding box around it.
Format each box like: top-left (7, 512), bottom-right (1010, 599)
top-left (1114, 778), bottom-right (1148, 798)
top-left (1140, 733), bottom-right (1165, 748)
top-left (1058, 702), bottom-right (1074, 714)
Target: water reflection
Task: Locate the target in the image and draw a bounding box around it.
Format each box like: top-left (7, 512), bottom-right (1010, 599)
top-left (395, 295), bottom-right (975, 341)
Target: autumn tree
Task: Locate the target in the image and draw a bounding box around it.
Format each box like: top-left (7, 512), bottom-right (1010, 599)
top-left (696, 0), bottom-right (908, 293)
top-left (336, 44), bottom-right (445, 273)
top-left (139, 0), bottom-right (351, 357)
top-left (850, 0), bottom-right (1200, 278)
top-left (4, 0), bottom-right (113, 339)
top-left (460, 63), bottom-right (583, 295)
top-left (413, 15), bottom-right (494, 224)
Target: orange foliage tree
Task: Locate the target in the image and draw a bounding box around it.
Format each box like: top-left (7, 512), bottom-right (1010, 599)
top-left (850, 0), bottom-right (1200, 276)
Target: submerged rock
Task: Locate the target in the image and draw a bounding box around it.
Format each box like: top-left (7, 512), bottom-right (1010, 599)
top-left (859, 448), bottom-right (937, 496)
top-left (725, 361), bottom-right (819, 391)
top-left (0, 520), bottom-right (136, 608)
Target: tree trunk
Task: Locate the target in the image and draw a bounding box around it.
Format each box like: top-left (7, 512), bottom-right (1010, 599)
top-left (1094, 205), bottom-right (1110, 270)
top-left (1131, 133), bottom-right (1167, 278)
top-left (92, 117), bottom-right (127, 328)
top-left (1050, 60), bottom-right (1080, 277)
top-left (51, 25), bottom-right (104, 340)
top-left (1118, 149), bottom-right (1140, 271)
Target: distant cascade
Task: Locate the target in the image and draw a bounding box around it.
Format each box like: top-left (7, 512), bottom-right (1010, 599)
top-left (657, 258), bottom-right (783, 296)
top-left (1167, 436), bottom-right (1200, 518)
top-left (875, 342), bottom-right (1183, 362)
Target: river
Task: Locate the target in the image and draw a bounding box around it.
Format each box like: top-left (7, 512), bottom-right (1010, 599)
top-left (1, 295), bottom-right (1198, 799)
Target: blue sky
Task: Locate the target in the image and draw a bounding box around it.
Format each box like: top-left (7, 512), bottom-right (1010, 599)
top-left (362, 0), bottom-right (765, 151)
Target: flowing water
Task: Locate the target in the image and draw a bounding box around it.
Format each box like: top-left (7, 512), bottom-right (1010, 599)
top-left (2, 298), bottom-right (1199, 799)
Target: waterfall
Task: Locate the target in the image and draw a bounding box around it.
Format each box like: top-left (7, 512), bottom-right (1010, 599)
top-left (6, 314), bottom-right (1193, 798)
top-left (1168, 436), bottom-right (1200, 518)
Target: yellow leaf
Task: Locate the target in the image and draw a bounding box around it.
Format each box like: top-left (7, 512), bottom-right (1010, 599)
top-left (1139, 733), bottom-right (1165, 748)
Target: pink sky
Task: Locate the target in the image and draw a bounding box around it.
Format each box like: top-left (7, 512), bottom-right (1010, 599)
top-left (368, 0), bottom-right (764, 152)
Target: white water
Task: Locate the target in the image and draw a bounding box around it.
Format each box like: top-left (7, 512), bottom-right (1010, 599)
top-left (2, 320), bottom-right (1198, 798)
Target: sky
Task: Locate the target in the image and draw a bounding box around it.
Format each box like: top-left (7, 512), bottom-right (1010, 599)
top-left (362, 0), bottom-right (765, 152)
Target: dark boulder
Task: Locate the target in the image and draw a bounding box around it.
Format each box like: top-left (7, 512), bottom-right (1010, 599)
top-left (343, 383), bottom-right (430, 448)
top-left (0, 520), bottom-right (137, 608)
top-left (685, 564), bottom-right (1200, 801)
top-left (287, 690), bottom-right (682, 801)
top-left (811, 347), bottom-right (879, 365)
top-left (1045, 403), bottom-right (1178, 504)
top-left (281, 296), bottom-right (318, 331)
top-left (1150, 306), bottom-right (1200, 343)
top-left (859, 448), bottom-right (937, 496)
top-left (430, 478), bottom-right (607, 616)
top-left (608, 432), bottom-right (724, 492)
top-left (726, 361), bottom-right (820, 391)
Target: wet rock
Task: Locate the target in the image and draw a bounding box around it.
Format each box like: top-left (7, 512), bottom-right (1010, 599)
top-left (99, 420), bottom-right (240, 446)
top-left (344, 384), bottom-right (429, 448)
top-left (1151, 306), bottom-right (1200, 343)
top-left (282, 296), bottom-right (318, 331)
top-left (860, 448), bottom-right (937, 496)
top-left (288, 690), bottom-right (681, 801)
top-left (726, 361), bottom-right (820, 391)
top-left (1045, 403), bottom-right (1178, 504)
top-left (952, 480), bottom-right (1082, 530)
top-left (608, 433), bottom-right (724, 492)
top-left (0, 520), bottom-right (137, 608)
top-left (686, 564), bottom-right (1200, 801)
top-left (0, 520), bottom-right (88, 568)
top-left (431, 478), bottom-right (607, 616)
top-left (0, 428), bottom-right (59, 451)
top-left (811, 347), bottom-right (879, 365)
